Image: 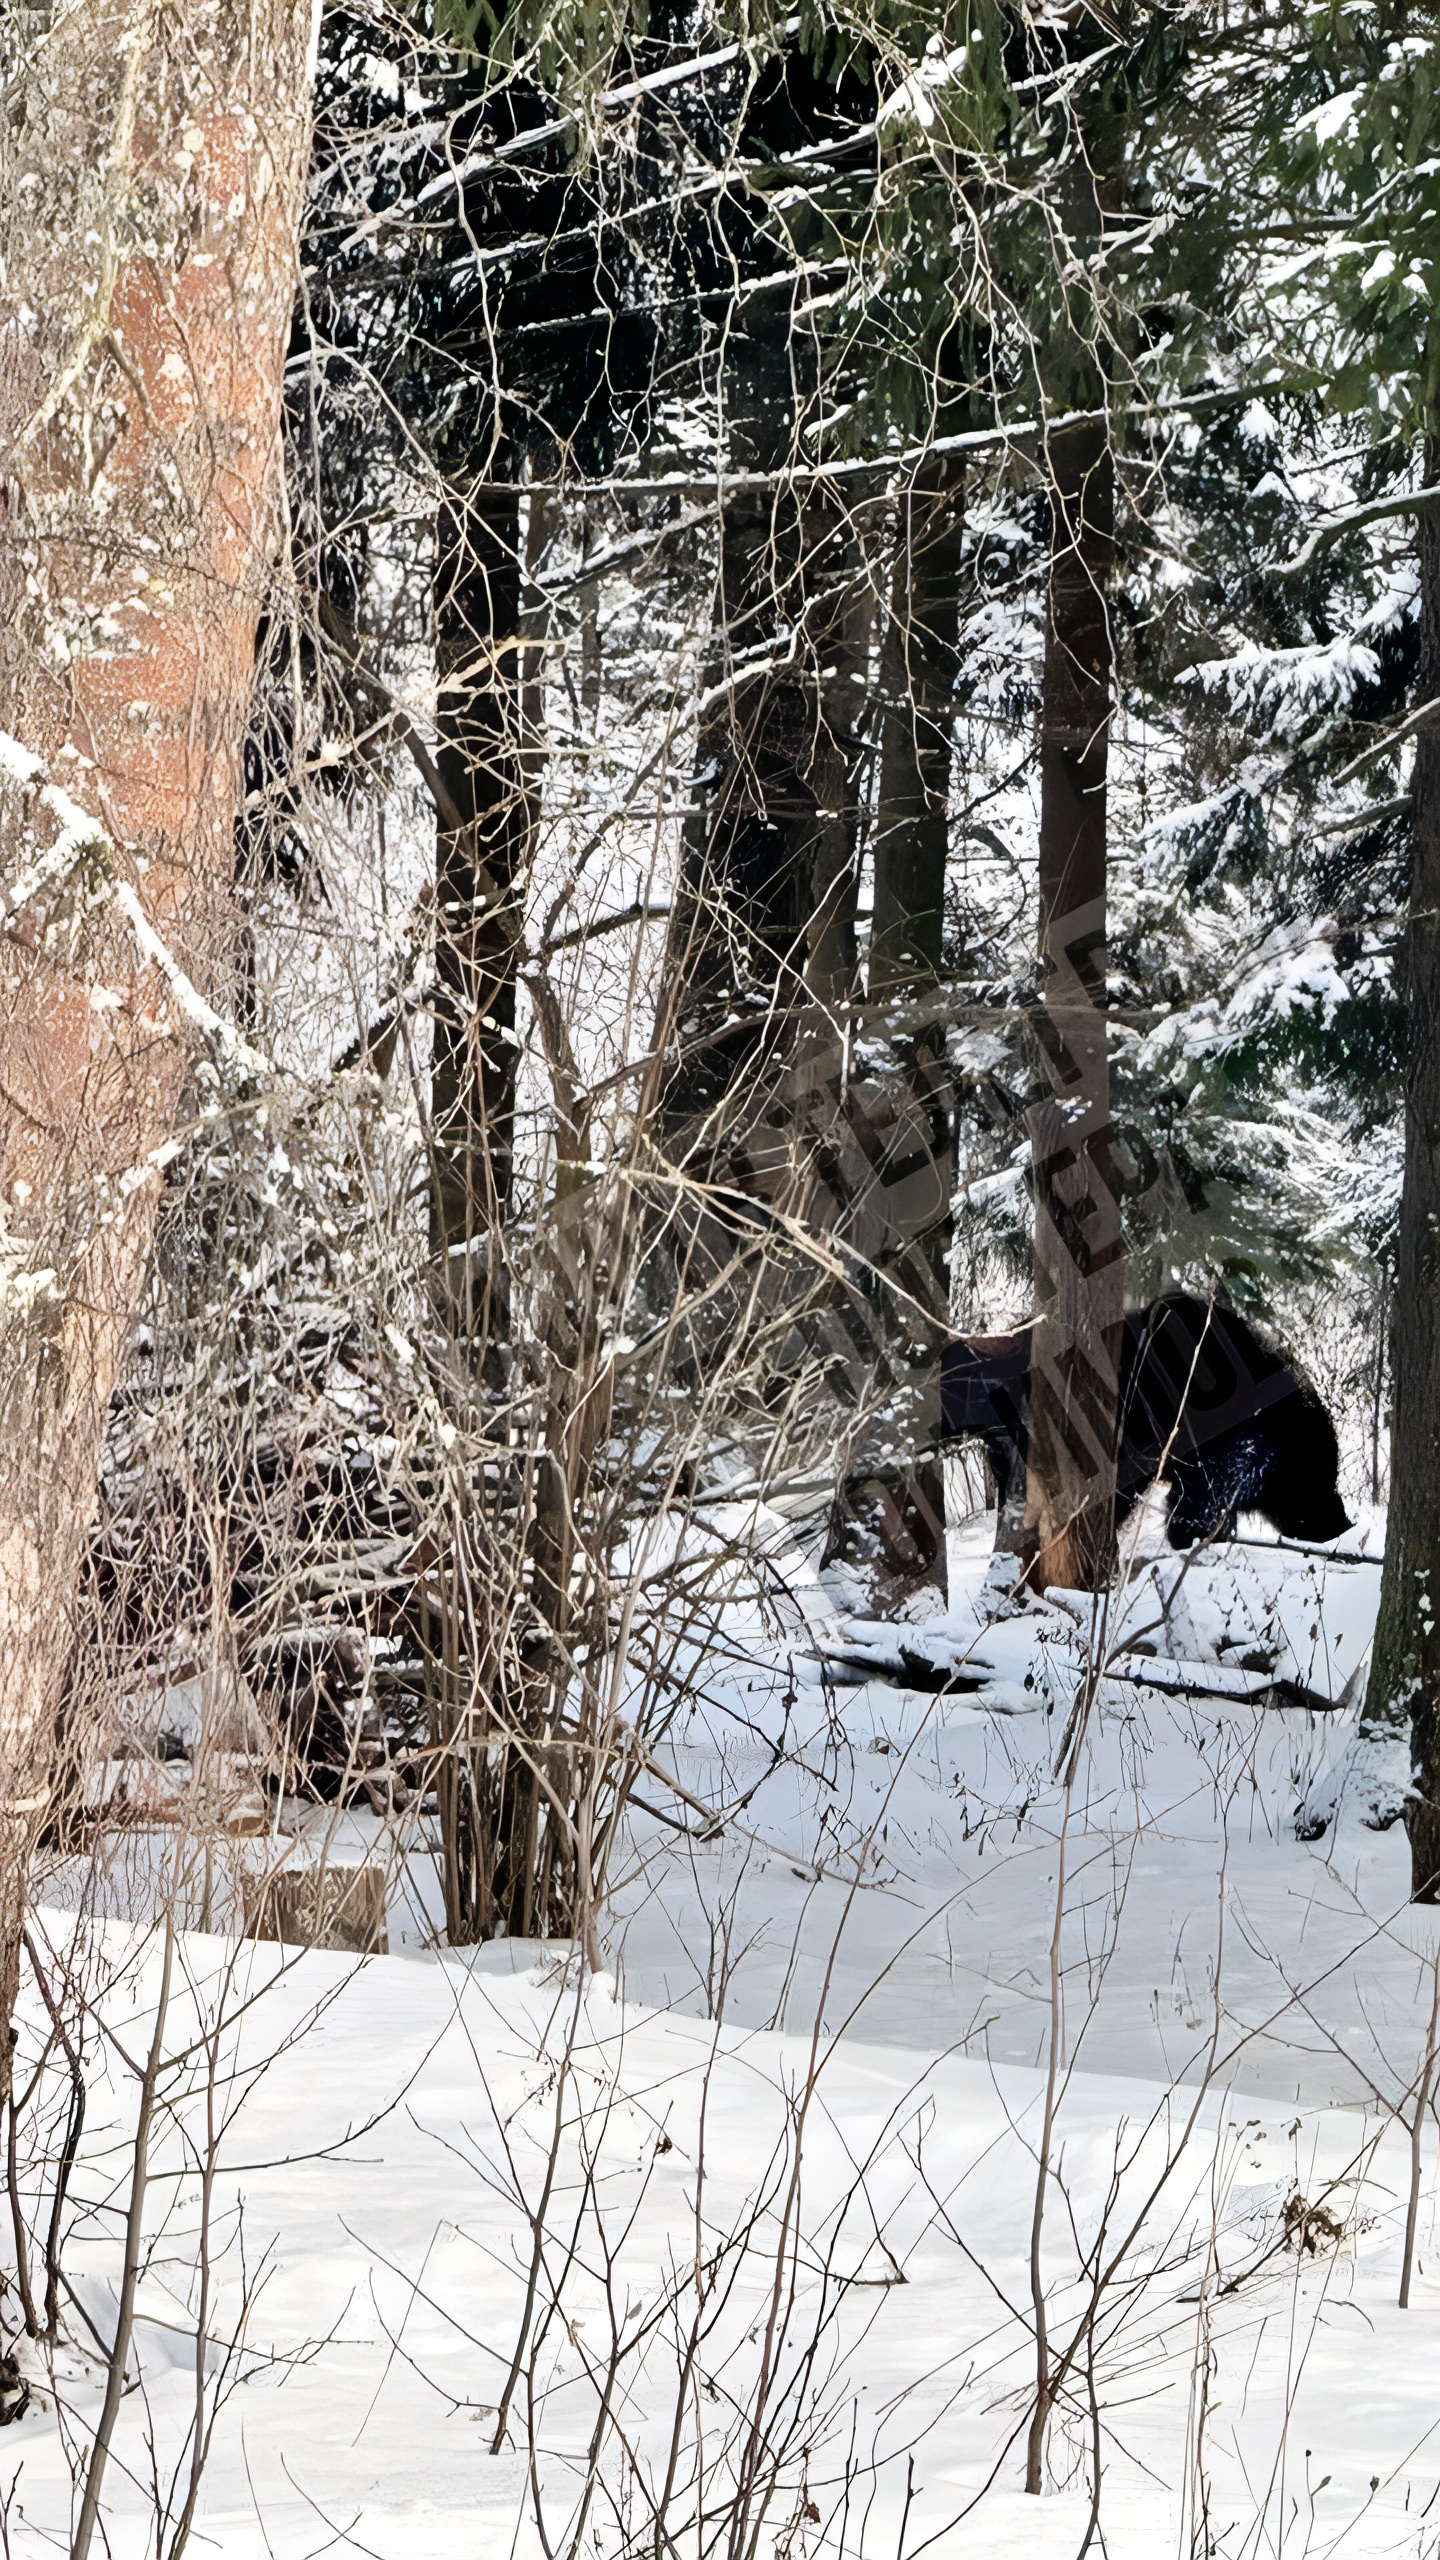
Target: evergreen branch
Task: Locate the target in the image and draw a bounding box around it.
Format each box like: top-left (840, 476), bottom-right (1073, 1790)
top-left (1277, 481), bottom-right (1440, 577)
top-left (1331, 696), bottom-right (1440, 789)
top-left (1313, 793), bottom-right (1411, 836)
top-left (458, 380), bottom-right (1292, 503)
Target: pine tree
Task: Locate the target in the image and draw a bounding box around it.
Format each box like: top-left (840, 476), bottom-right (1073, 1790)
top-left (1246, 2), bottom-right (1440, 1885)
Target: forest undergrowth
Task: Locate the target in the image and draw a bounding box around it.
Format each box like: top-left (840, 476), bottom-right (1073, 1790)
top-left (3, 0), bottom-right (1440, 2551)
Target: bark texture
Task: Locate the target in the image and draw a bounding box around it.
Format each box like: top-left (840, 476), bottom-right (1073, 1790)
top-left (870, 457), bottom-right (964, 1000)
top-left (1364, 443), bottom-right (1440, 1902)
top-left (430, 487), bottom-right (533, 1342)
top-left (0, 0), bottom-right (318, 2038)
top-left (842, 449), bottom-right (966, 1540)
top-left (1024, 422), bottom-right (1123, 1591)
top-left (662, 319), bottom-right (863, 1124)
top-left (430, 486), bottom-right (584, 1945)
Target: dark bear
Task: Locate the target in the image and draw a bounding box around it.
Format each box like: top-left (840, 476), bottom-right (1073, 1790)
top-left (941, 1292), bottom-right (1352, 1550)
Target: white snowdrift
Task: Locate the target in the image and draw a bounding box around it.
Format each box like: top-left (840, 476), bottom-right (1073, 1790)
top-left (15, 1507), bottom-right (1439, 2557)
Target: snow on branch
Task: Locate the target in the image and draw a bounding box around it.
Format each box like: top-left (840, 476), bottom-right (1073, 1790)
top-left (0, 732), bottom-right (269, 1078)
top-left (1276, 478), bottom-right (1440, 577)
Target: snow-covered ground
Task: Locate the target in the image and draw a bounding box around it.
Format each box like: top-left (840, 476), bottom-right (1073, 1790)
top-left (15, 1503), bottom-right (1440, 2558)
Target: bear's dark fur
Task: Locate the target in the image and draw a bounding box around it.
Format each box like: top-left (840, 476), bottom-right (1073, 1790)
top-left (941, 1293), bottom-right (1351, 1550)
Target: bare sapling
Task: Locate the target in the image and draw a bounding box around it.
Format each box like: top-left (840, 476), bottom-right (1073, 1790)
top-left (23, 1930), bottom-right (87, 2340)
top-left (1400, 1939), bottom-right (1440, 2307)
top-left (70, 1911), bottom-right (175, 2560)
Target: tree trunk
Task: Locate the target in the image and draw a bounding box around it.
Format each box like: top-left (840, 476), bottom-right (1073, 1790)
top-left (803, 454), bottom-right (968, 1582)
top-left (430, 480), bottom-right (577, 1945)
top-left (870, 457), bottom-right (964, 1000)
top-left (1023, 421), bottom-right (1123, 1592)
top-left (867, 460), bottom-right (964, 1319)
top-left (646, 355), bottom-right (879, 1521)
top-left (430, 483), bottom-right (532, 1343)
top-left (660, 311), bottom-right (862, 1122)
top-left (1364, 435), bottom-right (1440, 1901)
top-left (0, 0), bottom-right (316, 2081)
top-left (801, 493), bottom-right (866, 1012)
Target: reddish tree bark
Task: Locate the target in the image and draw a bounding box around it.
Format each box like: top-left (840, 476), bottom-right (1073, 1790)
top-left (0, 0), bottom-right (318, 2020)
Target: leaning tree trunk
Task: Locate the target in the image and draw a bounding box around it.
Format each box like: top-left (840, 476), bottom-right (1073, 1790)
top-left (0, 0), bottom-right (316, 2083)
top-left (1023, 419), bottom-right (1123, 1592)
top-left (1364, 433), bottom-right (1440, 1902)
